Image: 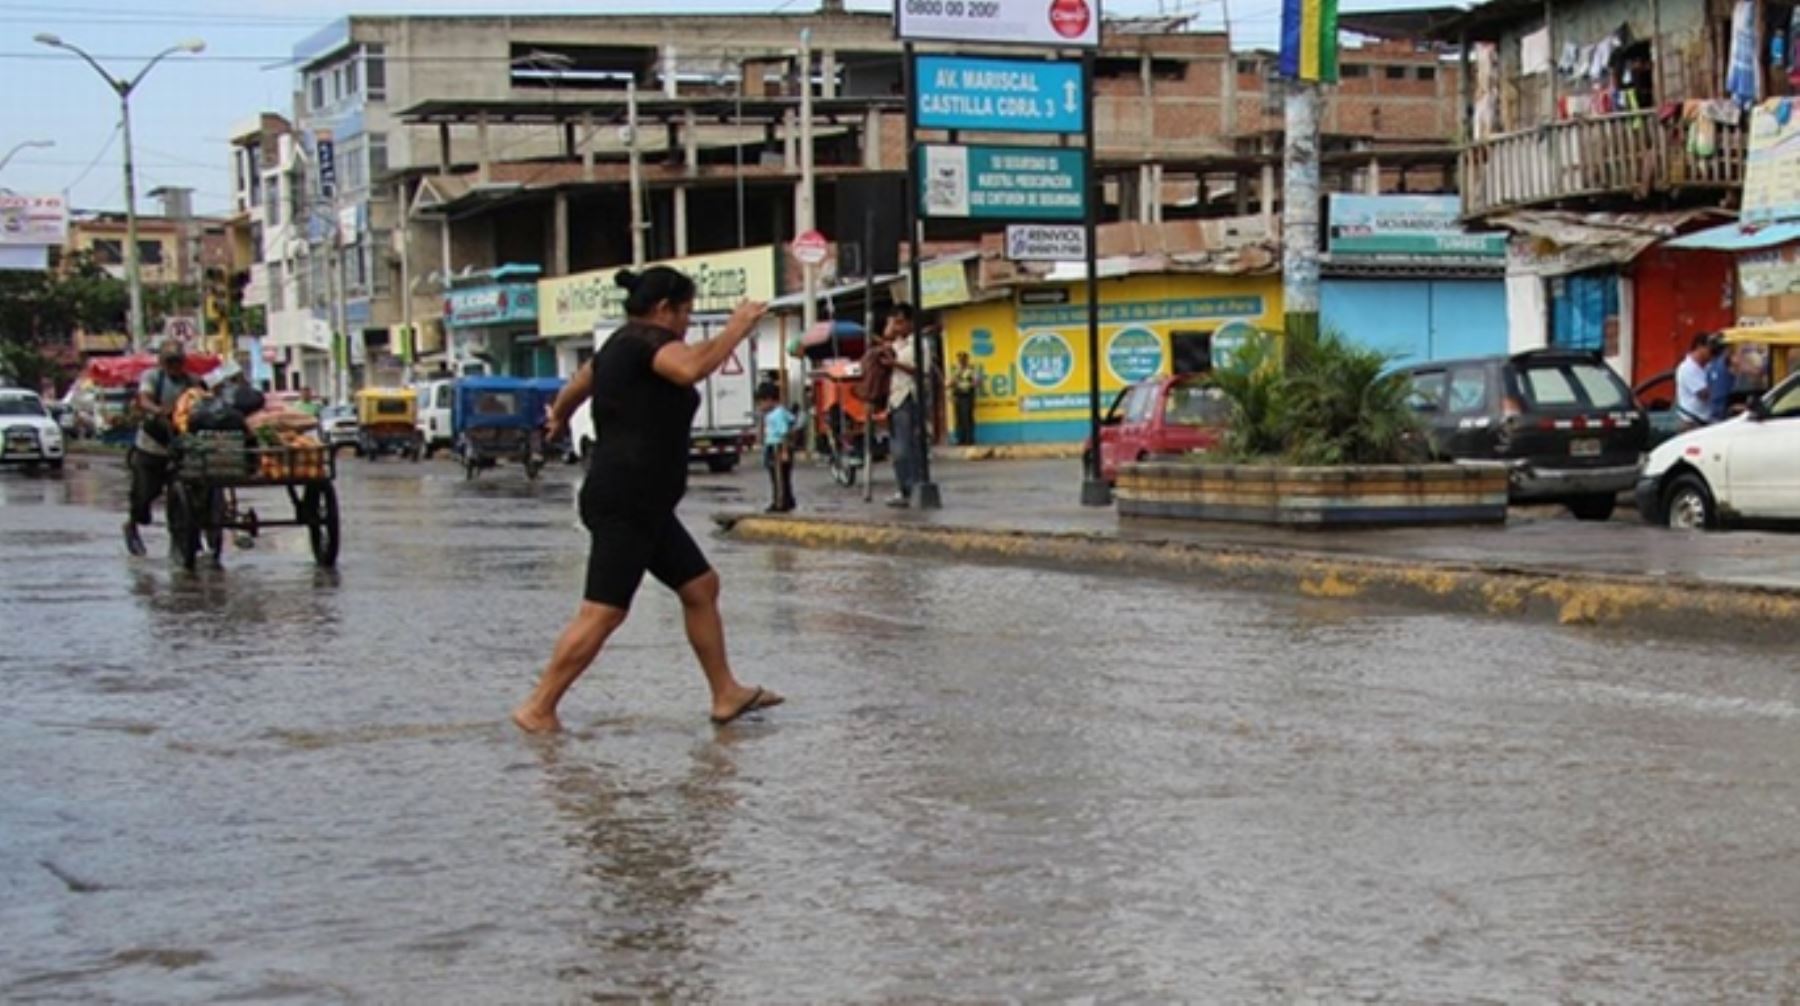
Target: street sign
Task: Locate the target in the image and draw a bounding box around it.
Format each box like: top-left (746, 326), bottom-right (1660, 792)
top-left (1006, 223), bottom-right (1088, 261)
top-left (918, 144), bottom-right (1086, 221)
top-left (897, 0), bottom-right (1101, 50)
top-left (792, 230), bottom-right (830, 267)
top-left (162, 316), bottom-right (201, 344)
top-left (914, 55), bottom-right (1085, 134)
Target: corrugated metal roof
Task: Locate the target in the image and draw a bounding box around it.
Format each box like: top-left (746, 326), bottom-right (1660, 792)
top-left (1664, 221), bottom-right (1800, 252)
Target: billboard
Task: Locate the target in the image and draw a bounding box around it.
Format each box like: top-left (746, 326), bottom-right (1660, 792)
top-left (0, 193), bottom-right (68, 247)
top-left (1327, 195), bottom-right (1506, 258)
top-left (897, 0), bottom-right (1101, 50)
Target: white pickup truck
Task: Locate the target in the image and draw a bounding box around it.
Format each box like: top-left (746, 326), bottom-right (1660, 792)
top-left (568, 316), bottom-right (758, 472)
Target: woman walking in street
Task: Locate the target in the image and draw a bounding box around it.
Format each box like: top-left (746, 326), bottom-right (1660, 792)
top-left (513, 267), bottom-right (784, 733)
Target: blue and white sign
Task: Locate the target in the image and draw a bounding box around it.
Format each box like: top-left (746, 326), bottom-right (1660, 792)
top-left (914, 55), bottom-right (1086, 134)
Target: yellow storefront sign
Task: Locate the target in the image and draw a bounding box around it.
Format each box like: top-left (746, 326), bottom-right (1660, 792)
top-left (920, 259), bottom-right (972, 310)
top-left (939, 273), bottom-right (1283, 443)
top-left (538, 247), bottom-right (778, 337)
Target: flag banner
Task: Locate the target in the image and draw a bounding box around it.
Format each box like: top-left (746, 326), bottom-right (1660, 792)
top-left (1279, 0), bottom-right (1339, 82)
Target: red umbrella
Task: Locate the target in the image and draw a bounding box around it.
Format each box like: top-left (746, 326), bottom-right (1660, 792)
top-left (83, 353), bottom-right (223, 388)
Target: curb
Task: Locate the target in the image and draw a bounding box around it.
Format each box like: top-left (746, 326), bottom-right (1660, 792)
top-left (935, 445), bottom-right (1085, 462)
top-left (714, 513), bottom-right (1800, 638)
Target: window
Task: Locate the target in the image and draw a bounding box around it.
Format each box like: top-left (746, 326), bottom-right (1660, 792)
top-left (268, 261), bottom-right (285, 310)
top-left (1518, 366), bottom-right (1579, 407)
top-left (1165, 384), bottom-right (1229, 426)
top-left (1124, 386), bottom-right (1157, 424)
top-left (92, 239), bottom-right (123, 265)
top-left (1446, 368), bottom-right (1489, 413)
top-left (345, 58), bottom-right (359, 98)
top-left (1237, 59), bottom-right (1260, 75)
top-left (1385, 65), bottom-right (1408, 80)
top-left (265, 179), bottom-right (282, 227)
top-left (1567, 363), bottom-right (1629, 409)
top-left (138, 241), bottom-right (163, 266)
top-left (1767, 376), bottom-right (1800, 418)
top-left (365, 44), bottom-right (386, 100)
top-left (333, 65), bottom-right (347, 103)
top-left (1417, 65), bottom-right (1438, 81)
top-left (1342, 64), bottom-right (1369, 79)
top-left (368, 132), bottom-right (388, 180)
top-left (310, 74), bottom-right (325, 110)
top-left (1407, 370), bottom-right (1447, 411)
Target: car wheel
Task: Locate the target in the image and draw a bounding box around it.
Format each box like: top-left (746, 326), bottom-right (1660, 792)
top-left (1567, 494), bottom-right (1617, 522)
top-left (1663, 474), bottom-right (1716, 531)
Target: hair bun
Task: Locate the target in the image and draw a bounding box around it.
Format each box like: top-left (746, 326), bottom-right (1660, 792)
top-left (614, 269), bottom-right (639, 291)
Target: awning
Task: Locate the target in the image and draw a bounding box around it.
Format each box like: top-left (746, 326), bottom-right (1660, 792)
top-left (1494, 209), bottom-right (1729, 275)
top-left (1723, 320), bottom-right (1800, 346)
top-left (1664, 221), bottom-right (1800, 252)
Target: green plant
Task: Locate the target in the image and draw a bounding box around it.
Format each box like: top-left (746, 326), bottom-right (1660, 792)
top-left (1211, 326), bottom-right (1426, 465)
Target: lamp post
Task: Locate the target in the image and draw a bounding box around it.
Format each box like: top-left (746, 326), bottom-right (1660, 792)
top-left (35, 33), bottom-right (205, 353)
top-left (0, 139), bottom-right (54, 175)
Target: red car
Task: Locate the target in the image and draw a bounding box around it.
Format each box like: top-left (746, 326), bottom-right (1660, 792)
top-left (1093, 374), bottom-right (1231, 483)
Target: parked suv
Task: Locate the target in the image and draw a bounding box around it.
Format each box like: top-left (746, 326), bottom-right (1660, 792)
top-left (1399, 350), bottom-right (1648, 521)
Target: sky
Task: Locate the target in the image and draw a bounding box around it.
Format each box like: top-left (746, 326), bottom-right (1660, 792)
top-left (0, 0), bottom-right (1409, 216)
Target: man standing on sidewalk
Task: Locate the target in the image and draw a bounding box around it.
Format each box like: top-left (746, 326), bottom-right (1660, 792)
top-left (950, 351), bottom-right (979, 447)
top-left (1676, 332), bottom-right (1717, 431)
top-left (882, 305), bottom-right (929, 508)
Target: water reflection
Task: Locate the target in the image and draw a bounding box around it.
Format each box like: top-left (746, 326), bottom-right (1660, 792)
top-left (531, 734), bottom-right (746, 1000)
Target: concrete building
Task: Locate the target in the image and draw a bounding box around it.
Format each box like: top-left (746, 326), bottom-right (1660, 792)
top-left (264, 5), bottom-right (1470, 387)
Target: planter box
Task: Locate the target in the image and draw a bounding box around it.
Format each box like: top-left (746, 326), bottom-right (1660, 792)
top-left (1116, 460), bottom-right (1509, 527)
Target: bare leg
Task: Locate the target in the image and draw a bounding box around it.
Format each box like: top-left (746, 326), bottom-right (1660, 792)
top-left (513, 601), bottom-right (629, 733)
top-left (677, 570), bottom-right (783, 722)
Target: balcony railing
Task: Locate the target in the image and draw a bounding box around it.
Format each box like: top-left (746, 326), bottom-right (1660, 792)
top-left (1461, 111), bottom-right (1745, 217)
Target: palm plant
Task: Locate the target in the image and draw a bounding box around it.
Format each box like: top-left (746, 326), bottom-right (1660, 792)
top-left (1212, 326), bottom-right (1425, 465)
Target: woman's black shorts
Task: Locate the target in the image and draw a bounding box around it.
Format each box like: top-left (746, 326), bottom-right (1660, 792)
top-left (581, 506), bottom-right (712, 610)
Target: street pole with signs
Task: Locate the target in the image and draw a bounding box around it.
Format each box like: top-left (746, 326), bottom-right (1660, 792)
top-left (900, 0), bottom-right (1102, 504)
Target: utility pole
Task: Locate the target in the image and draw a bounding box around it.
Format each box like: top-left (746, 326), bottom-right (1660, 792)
top-left (1281, 81), bottom-right (1323, 343)
top-left (627, 77), bottom-right (646, 267)
top-left (799, 30), bottom-right (818, 351)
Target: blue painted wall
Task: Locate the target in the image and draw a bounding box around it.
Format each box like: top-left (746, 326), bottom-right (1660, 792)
top-left (1322, 278), bottom-right (1508, 364)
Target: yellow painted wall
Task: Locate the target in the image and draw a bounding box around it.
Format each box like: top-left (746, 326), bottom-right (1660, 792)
top-left (939, 273), bottom-right (1283, 443)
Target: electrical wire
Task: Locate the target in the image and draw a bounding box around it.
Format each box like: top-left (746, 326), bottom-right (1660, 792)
top-left (63, 121), bottom-right (121, 194)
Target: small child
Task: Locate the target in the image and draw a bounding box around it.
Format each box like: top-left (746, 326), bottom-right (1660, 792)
top-left (756, 384), bottom-right (797, 513)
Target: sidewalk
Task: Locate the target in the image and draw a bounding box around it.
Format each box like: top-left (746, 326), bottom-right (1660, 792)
top-left (715, 457), bottom-right (1800, 633)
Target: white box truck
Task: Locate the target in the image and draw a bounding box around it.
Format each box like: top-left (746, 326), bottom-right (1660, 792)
top-left (568, 315), bottom-right (758, 472)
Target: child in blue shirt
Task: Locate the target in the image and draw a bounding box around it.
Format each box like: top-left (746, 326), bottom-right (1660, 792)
top-left (757, 384), bottom-right (797, 513)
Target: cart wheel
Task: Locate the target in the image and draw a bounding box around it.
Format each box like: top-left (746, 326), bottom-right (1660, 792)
top-left (168, 484), bottom-right (201, 572)
top-left (202, 488), bottom-right (226, 558)
top-left (525, 456), bottom-right (544, 481)
top-left (303, 482), bottom-right (341, 568)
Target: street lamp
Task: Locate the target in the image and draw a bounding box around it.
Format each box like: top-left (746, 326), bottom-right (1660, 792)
top-left (35, 33), bottom-right (205, 353)
top-left (0, 139), bottom-right (55, 175)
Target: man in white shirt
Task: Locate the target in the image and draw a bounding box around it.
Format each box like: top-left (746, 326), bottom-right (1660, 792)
top-left (1675, 332), bottom-right (1716, 430)
top-left (881, 304), bottom-right (931, 507)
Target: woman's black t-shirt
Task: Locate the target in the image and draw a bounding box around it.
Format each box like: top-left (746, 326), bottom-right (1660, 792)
top-left (583, 321), bottom-right (699, 516)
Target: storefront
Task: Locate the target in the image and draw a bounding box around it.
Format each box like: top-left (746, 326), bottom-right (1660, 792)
top-left (938, 271), bottom-right (1283, 445)
top-left (538, 246), bottom-right (779, 379)
top-left (443, 265), bottom-right (543, 376)
top-left (1321, 195), bottom-right (1508, 365)
top-left (1496, 210), bottom-right (1730, 384)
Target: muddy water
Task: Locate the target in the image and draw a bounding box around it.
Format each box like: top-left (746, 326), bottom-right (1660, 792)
top-left (3, 459), bottom-right (1798, 1001)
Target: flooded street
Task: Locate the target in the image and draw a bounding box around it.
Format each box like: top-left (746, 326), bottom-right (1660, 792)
top-left (4, 456), bottom-right (1800, 1002)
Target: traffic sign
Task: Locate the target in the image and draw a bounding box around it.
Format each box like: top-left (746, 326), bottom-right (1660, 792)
top-left (162, 316), bottom-right (201, 344)
top-left (792, 230), bottom-right (830, 267)
top-left (918, 144), bottom-right (1086, 221)
top-left (897, 0), bottom-right (1101, 50)
top-left (1006, 223), bottom-right (1088, 261)
top-left (914, 55), bottom-right (1085, 134)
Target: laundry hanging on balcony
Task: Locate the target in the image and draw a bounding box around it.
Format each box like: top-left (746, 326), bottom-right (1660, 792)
top-left (1728, 0), bottom-right (1759, 107)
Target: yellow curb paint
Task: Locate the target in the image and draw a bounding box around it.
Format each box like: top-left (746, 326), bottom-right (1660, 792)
top-left (722, 515), bottom-right (1800, 632)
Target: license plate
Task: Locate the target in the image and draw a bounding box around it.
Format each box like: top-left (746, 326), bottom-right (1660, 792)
top-left (1570, 438), bottom-right (1602, 457)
